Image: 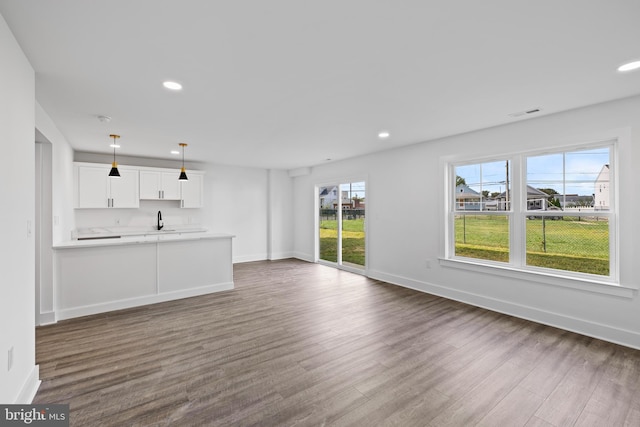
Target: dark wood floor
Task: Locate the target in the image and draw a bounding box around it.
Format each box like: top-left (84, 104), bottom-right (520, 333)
top-left (35, 259), bottom-right (640, 426)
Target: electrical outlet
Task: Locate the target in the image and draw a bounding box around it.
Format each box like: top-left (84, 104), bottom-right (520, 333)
top-left (425, 260), bottom-right (432, 269)
top-left (8, 346), bottom-right (13, 371)
top-left (115, 218), bottom-right (120, 225)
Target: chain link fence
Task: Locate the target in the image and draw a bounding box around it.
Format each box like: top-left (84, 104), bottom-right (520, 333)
top-left (454, 214), bottom-right (609, 275)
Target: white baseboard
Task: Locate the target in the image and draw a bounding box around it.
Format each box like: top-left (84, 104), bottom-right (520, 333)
top-left (268, 251), bottom-right (295, 260)
top-left (56, 282), bottom-right (234, 321)
top-left (16, 365), bottom-right (40, 404)
top-left (233, 253), bottom-right (268, 263)
top-left (293, 252), bottom-right (314, 263)
top-left (37, 311), bottom-right (56, 326)
top-left (368, 269), bottom-right (640, 350)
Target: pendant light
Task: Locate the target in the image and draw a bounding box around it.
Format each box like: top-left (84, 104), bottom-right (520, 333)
top-left (178, 143), bottom-right (188, 181)
top-left (108, 134), bottom-right (121, 177)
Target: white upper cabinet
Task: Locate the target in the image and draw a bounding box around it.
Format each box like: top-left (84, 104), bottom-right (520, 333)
top-left (74, 162), bottom-right (203, 209)
top-left (180, 172), bottom-right (204, 208)
top-left (139, 170), bottom-right (181, 200)
top-left (75, 163), bottom-right (139, 208)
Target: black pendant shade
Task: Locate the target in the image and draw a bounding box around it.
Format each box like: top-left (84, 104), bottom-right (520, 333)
top-left (178, 168), bottom-right (188, 181)
top-left (109, 134), bottom-right (121, 178)
top-left (178, 143), bottom-right (188, 181)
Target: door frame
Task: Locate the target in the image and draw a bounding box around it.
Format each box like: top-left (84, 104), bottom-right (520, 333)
top-left (314, 176), bottom-right (368, 275)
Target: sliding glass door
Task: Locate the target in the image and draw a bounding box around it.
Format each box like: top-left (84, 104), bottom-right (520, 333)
top-left (318, 181), bottom-right (366, 271)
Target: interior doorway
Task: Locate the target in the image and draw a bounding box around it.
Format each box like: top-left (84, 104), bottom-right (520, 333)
top-left (317, 181), bottom-right (366, 273)
top-left (35, 135), bottom-right (54, 325)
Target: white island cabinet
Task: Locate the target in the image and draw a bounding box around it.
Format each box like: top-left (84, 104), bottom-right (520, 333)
top-left (53, 233), bottom-right (234, 320)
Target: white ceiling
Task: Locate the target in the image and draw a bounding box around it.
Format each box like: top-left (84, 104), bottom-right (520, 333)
top-left (1, 1), bottom-right (639, 170)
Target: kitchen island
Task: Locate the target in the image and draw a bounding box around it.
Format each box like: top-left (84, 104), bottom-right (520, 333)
top-left (53, 232), bottom-right (234, 320)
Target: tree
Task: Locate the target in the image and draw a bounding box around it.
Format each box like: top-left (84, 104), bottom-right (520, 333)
top-left (456, 176), bottom-right (466, 186)
top-left (538, 188), bottom-right (559, 196)
top-left (481, 190), bottom-right (490, 198)
top-left (490, 191), bottom-right (501, 198)
top-left (577, 196), bottom-right (593, 208)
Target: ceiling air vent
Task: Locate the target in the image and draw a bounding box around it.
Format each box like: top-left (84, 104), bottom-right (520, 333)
top-left (508, 108), bottom-right (541, 118)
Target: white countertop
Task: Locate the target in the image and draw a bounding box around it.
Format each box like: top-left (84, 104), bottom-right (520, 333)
top-left (55, 228), bottom-right (234, 249)
top-left (74, 225), bottom-right (209, 239)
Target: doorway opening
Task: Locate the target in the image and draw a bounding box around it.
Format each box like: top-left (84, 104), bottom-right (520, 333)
top-left (317, 181), bottom-right (366, 273)
top-left (35, 134), bottom-right (54, 326)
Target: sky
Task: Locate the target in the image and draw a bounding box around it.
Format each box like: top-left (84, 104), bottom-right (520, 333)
top-left (456, 147), bottom-right (609, 197)
top-left (340, 181), bottom-right (366, 199)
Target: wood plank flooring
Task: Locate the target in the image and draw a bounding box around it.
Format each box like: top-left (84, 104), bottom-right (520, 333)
top-left (34, 259), bottom-right (640, 426)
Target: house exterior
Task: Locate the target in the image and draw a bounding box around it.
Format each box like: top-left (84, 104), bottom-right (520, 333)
top-left (319, 186), bottom-right (353, 209)
top-left (455, 184), bottom-right (482, 210)
top-left (494, 185), bottom-right (551, 210)
top-left (557, 194), bottom-right (594, 208)
top-left (594, 164), bottom-right (610, 210)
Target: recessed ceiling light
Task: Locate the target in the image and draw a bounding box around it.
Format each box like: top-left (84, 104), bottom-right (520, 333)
top-left (109, 144), bottom-right (120, 148)
top-left (170, 150), bottom-right (180, 155)
top-left (163, 81), bottom-right (183, 90)
top-left (618, 60), bottom-right (640, 72)
top-left (378, 131), bottom-right (390, 139)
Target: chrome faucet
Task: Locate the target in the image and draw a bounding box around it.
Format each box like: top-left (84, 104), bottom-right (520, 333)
top-left (157, 210), bottom-right (164, 230)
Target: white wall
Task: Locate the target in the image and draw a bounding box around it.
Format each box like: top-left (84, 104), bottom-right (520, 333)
top-left (293, 95), bottom-right (640, 349)
top-left (72, 153), bottom-right (276, 263)
top-left (0, 13), bottom-right (39, 403)
top-left (34, 103), bottom-right (76, 325)
top-left (36, 102), bottom-right (75, 245)
top-left (204, 163), bottom-right (270, 263)
top-left (268, 169), bottom-right (294, 260)
top-left (73, 152), bottom-right (207, 232)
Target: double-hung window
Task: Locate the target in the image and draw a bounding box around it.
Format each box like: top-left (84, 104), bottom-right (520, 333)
top-left (448, 142), bottom-right (615, 282)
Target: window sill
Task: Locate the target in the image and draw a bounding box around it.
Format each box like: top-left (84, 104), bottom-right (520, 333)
top-left (439, 258), bottom-right (637, 298)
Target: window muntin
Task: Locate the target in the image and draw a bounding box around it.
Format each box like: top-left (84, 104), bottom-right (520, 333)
top-left (453, 160), bottom-right (511, 262)
top-left (449, 143), bottom-right (614, 280)
top-left (524, 147), bottom-right (611, 276)
top-left (526, 147), bottom-right (610, 212)
top-left (525, 217), bottom-right (609, 275)
top-left (454, 160), bottom-right (511, 212)
top-left (454, 214), bottom-right (510, 262)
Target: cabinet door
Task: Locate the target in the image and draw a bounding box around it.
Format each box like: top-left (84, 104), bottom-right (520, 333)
top-left (180, 173), bottom-right (203, 208)
top-left (77, 165), bottom-right (109, 208)
top-left (139, 171), bottom-right (162, 199)
top-left (161, 172), bottom-right (181, 200)
top-left (110, 168), bottom-right (139, 208)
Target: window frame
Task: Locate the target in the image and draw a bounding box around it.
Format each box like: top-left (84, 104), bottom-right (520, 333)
top-left (445, 139), bottom-right (619, 288)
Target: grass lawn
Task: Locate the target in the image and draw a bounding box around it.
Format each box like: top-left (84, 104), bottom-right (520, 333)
top-left (318, 215), bottom-right (609, 275)
top-left (455, 215), bottom-right (609, 275)
top-left (319, 219), bottom-right (365, 265)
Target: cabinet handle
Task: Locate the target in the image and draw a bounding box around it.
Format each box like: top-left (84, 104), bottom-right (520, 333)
top-left (162, 190), bottom-right (165, 199)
